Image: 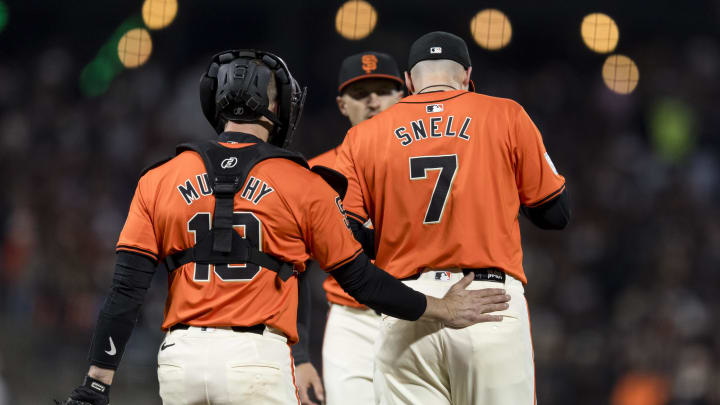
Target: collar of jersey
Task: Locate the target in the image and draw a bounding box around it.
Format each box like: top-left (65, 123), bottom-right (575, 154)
top-left (399, 89), bottom-right (468, 104)
top-left (218, 131), bottom-right (263, 144)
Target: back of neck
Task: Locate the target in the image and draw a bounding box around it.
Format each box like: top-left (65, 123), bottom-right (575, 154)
top-left (224, 121), bottom-right (270, 142)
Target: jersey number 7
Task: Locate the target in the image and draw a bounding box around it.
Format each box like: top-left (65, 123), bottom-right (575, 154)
top-left (187, 212), bottom-right (263, 282)
top-left (409, 154), bottom-right (458, 224)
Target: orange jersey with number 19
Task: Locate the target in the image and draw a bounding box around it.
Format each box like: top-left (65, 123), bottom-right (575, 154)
top-left (116, 140), bottom-right (362, 344)
top-left (335, 90), bottom-right (565, 283)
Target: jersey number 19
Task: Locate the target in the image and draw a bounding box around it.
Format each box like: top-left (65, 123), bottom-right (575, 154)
top-left (187, 212), bottom-right (263, 282)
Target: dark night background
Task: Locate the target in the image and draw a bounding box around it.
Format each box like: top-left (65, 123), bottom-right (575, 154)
top-left (0, 1), bottom-right (718, 404)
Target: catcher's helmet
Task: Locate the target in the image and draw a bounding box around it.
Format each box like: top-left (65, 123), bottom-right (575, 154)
top-left (199, 49), bottom-right (307, 148)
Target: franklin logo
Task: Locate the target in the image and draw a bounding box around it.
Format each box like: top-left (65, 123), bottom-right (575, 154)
top-left (426, 104), bottom-right (444, 113)
top-left (221, 157), bottom-right (238, 169)
top-left (90, 382), bottom-right (106, 393)
top-left (361, 54), bottom-right (378, 74)
top-left (430, 47), bottom-right (442, 54)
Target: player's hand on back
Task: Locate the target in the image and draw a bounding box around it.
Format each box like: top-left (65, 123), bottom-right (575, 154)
top-left (425, 273), bottom-right (510, 328)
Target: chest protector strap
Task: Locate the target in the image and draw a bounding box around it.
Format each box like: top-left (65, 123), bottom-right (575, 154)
top-left (163, 134), bottom-right (308, 282)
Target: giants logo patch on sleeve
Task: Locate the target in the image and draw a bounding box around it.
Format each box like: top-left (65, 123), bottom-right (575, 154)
top-left (335, 196), bottom-right (351, 229)
top-left (544, 152), bottom-right (558, 175)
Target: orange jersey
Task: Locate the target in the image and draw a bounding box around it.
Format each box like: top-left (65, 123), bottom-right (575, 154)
top-left (116, 141), bottom-right (362, 344)
top-left (335, 90), bottom-right (565, 283)
top-left (308, 147), bottom-right (339, 169)
top-left (309, 148), bottom-right (365, 309)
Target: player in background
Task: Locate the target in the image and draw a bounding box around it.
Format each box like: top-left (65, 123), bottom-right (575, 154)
top-left (292, 52), bottom-right (404, 405)
top-left (335, 32), bottom-right (570, 404)
top-left (56, 48), bottom-right (511, 405)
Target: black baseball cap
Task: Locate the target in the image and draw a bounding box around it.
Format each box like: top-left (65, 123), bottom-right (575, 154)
top-left (337, 51), bottom-right (404, 93)
top-left (408, 31), bottom-right (472, 71)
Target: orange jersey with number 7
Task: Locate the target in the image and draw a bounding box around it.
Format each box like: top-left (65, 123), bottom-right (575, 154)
top-left (335, 90), bottom-right (565, 283)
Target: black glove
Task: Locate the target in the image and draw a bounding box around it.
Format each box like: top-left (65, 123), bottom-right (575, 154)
top-left (56, 376), bottom-right (110, 405)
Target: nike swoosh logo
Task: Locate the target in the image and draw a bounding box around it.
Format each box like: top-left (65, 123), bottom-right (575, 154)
top-left (161, 342), bottom-right (175, 351)
top-left (105, 337), bottom-right (117, 356)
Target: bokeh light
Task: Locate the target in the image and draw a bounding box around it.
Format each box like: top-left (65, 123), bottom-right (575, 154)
top-left (581, 13), bottom-right (619, 53)
top-left (470, 9), bottom-right (512, 50)
top-left (335, 0), bottom-right (377, 40)
top-left (0, 1), bottom-right (8, 33)
top-left (142, 0), bottom-right (178, 30)
top-left (602, 54), bottom-right (639, 94)
top-left (80, 16), bottom-right (144, 97)
top-left (649, 99), bottom-right (696, 163)
top-left (117, 28), bottom-right (153, 68)
top-left (610, 372), bottom-right (670, 405)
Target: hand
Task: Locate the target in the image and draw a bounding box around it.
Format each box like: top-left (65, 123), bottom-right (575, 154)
top-left (425, 273), bottom-right (510, 328)
top-left (294, 362), bottom-right (325, 404)
top-left (56, 376), bottom-right (110, 405)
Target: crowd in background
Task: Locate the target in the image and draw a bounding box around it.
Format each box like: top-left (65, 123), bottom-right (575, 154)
top-left (0, 18), bottom-right (719, 405)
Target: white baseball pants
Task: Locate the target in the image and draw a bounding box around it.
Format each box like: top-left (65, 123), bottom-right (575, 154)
top-left (374, 270), bottom-right (536, 405)
top-left (157, 325), bottom-right (300, 405)
top-left (322, 304), bottom-right (381, 405)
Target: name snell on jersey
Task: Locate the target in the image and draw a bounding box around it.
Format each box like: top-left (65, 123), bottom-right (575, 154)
top-left (394, 116), bottom-right (472, 147)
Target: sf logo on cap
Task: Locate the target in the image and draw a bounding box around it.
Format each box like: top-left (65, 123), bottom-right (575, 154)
top-left (361, 54), bottom-right (378, 74)
top-left (430, 47), bottom-right (442, 54)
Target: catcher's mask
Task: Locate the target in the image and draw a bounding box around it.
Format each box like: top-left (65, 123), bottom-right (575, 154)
top-left (199, 49), bottom-right (307, 148)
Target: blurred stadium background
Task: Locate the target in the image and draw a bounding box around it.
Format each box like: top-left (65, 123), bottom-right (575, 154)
top-left (0, 0), bottom-right (718, 403)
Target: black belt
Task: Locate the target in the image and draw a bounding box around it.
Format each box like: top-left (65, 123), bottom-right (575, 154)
top-left (401, 268), bottom-right (506, 283)
top-left (169, 323), bottom-right (266, 335)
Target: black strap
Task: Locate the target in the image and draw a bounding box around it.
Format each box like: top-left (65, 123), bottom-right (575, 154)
top-left (170, 323), bottom-right (266, 334)
top-left (139, 156), bottom-right (173, 178)
top-left (177, 134), bottom-right (307, 253)
top-left (310, 165), bottom-right (348, 199)
top-left (164, 232), bottom-right (296, 281)
top-left (400, 268), bottom-right (505, 282)
top-left (212, 176), bottom-right (241, 252)
top-left (165, 132), bottom-right (307, 281)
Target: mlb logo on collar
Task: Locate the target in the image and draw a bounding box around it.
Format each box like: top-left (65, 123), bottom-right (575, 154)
top-left (434, 271), bottom-right (452, 281)
top-left (430, 47), bottom-right (442, 54)
top-left (426, 104), bottom-right (444, 113)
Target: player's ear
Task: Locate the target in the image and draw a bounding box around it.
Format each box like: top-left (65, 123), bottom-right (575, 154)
top-left (336, 96), bottom-right (349, 117)
top-left (404, 71), bottom-right (415, 94)
top-left (462, 66), bottom-right (472, 89)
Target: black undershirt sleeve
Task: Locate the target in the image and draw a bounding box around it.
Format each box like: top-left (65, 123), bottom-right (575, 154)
top-left (88, 251), bottom-right (157, 370)
top-left (291, 267), bottom-right (312, 365)
top-left (331, 253), bottom-right (426, 320)
top-left (521, 187), bottom-right (571, 230)
top-left (348, 217), bottom-right (375, 259)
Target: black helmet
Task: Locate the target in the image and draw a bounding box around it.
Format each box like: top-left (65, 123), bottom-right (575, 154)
top-left (199, 49), bottom-right (307, 148)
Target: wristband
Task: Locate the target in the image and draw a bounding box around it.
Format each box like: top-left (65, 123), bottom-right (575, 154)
top-left (83, 375), bottom-right (111, 396)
